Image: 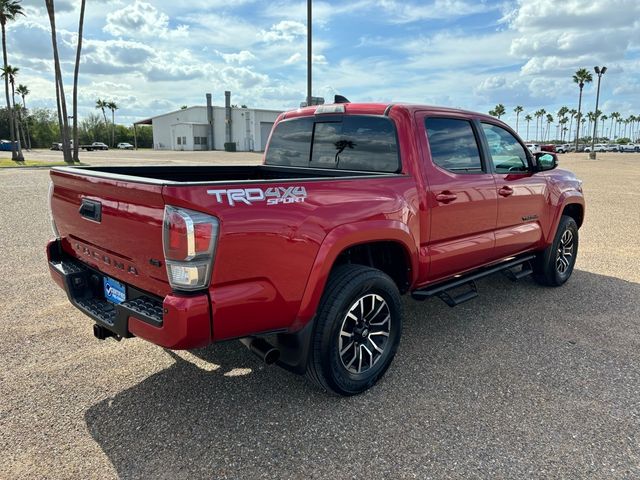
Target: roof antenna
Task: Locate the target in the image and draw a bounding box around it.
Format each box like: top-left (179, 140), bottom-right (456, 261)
top-left (334, 95), bottom-right (350, 104)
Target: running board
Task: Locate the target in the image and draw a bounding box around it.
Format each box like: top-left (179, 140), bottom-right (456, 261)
top-left (411, 254), bottom-right (536, 307)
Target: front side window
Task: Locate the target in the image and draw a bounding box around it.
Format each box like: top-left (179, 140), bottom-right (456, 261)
top-left (425, 118), bottom-right (483, 173)
top-left (481, 123), bottom-right (529, 173)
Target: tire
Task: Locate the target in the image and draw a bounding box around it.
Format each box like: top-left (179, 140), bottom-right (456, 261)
top-left (306, 264), bottom-right (402, 396)
top-left (534, 215), bottom-right (579, 286)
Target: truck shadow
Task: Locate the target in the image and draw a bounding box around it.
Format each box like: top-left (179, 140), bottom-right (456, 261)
top-left (85, 269), bottom-right (640, 479)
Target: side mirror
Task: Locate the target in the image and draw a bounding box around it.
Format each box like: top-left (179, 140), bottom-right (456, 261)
top-left (534, 152), bottom-right (558, 171)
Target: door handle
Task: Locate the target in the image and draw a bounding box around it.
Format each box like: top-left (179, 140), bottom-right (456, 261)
top-left (498, 186), bottom-right (514, 197)
top-left (435, 191), bottom-right (457, 203)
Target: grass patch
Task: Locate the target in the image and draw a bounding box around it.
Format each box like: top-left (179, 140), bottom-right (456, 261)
top-left (0, 159), bottom-right (86, 168)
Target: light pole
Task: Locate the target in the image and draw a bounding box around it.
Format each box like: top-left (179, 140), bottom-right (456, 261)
top-left (589, 65), bottom-right (606, 159)
top-left (306, 0), bottom-right (312, 107)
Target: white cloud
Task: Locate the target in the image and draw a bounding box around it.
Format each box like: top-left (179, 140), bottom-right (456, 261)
top-left (104, 1), bottom-right (189, 39)
top-left (284, 53), bottom-right (302, 65)
top-left (260, 20), bottom-right (306, 42)
top-left (220, 50), bottom-right (256, 64)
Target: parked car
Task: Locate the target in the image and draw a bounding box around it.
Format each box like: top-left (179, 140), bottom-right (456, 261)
top-left (584, 143), bottom-right (608, 153)
top-left (605, 144), bottom-right (619, 152)
top-left (117, 142), bottom-right (134, 150)
top-left (0, 139), bottom-right (18, 151)
top-left (526, 143), bottom-right (541, 153)
top-left (47, 101), bottom-right (585, 395)
top-left (555, 144), bottom-right (571, 154)
top-left (50, 143), bottom-right (62, 151)
top-left (618, 143), bottom-right (639, 152)
top-left (541, 144), bottom-right (556, 153)
top-left (570, 144), bottom-right (587, 152)
top-left (80, 142), bottom-right (109, 151)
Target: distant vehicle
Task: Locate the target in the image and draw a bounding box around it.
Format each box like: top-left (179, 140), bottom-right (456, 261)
top-left (584, 143), bottom-right (607, 153)
top-left (1, 139), bottom-right (18, 151)
top-left (526, 143), bottom-right (541, 153)
top-left (80, 142), bottom-right (109, 151)
top-left (50, 143), bottom-right (62, 151)
top-left (541, 144), bottom-right (557, 153)
top-left (618, 143), bottom-right (639, 153)
top-left (605, 144), bottom-right (619, 152)
top-left (117, 142), bottom-right (134, 150)
top-left (570, 144), bottom-right (587, 152)
top-left (555, 144), bottom-right (571, 154)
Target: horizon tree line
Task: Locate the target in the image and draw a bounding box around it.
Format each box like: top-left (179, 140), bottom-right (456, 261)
top-left (488, 68), bottom-right (639, 144)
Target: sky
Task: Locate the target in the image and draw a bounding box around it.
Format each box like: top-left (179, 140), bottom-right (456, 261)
top-left (8, 0), bottom-right (640, 129)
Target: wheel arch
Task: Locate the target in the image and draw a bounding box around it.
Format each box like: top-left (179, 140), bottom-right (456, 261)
top-left (293, 220), bottom-right (418, 329)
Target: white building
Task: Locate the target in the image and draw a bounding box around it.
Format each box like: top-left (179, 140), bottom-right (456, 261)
top-left (137, 104), bottom-right (283, 152)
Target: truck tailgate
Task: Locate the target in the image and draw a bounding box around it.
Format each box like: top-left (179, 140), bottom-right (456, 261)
top-left (50, 169), bottom-right (170, 298)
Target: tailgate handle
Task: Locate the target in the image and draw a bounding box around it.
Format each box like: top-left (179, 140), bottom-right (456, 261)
top-left (79, 199), bottom-right (102, 222)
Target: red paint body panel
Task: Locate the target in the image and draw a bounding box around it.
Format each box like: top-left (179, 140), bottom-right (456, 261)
top-left (48, 103), bottom-right (585, 350)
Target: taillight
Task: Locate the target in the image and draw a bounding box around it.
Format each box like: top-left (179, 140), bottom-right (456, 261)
top-left (48, 181), bottom-right (60, 239)
top-left (163, 205), bottom-right (219, 291)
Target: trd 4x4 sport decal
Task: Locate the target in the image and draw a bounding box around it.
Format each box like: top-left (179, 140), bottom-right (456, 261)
top-left (207, 186), bottom-right (307, 206)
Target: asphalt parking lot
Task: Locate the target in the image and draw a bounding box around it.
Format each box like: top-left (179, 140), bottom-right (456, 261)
top-left (1, 151), bottom-right (639, 479)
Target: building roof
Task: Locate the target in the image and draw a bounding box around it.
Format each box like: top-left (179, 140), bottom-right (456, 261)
top-left (134, 105), bottom-right (283, 125)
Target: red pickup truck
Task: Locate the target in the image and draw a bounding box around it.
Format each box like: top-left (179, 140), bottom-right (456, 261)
top-left (47, 101), bottom-right (585, 395)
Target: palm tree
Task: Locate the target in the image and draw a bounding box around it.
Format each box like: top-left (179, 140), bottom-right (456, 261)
top-left (72, 0), bottom-right (87, 162)
top-left (559, 117), bottom-right (569, 142)
top-left (16, 83), bottom-right (30, 149)
top-left (514, 105), bottom-right (523, 133)
top-left (586, 111), bottom-right (594, 140)
top-left (493, 103), bottom-right (506, 119)
top-left (46, 0), bottom-right (72, 163)
top-left (96, 99), bottom-right (108, 123)
top-left (0, 0), bottom-right (24, 161)
top-left (524, 114), bottom-right (532, 141)
top-left (488, 108), bottom-right (496, 117)
top-left (545, 114), bottom-right (553, 142)
top-left (567, 109), bottom-right (577, 143)
top-left (600, 114), bottom-right (608, 140)
top-left (535, 109), bottom-right (545, 141)
top-left (1, 64), bottom-right (23, 157)
top-left (573, 68), bottom-right (593, 150)
top-left (106, 100), bottom-right (118, 146)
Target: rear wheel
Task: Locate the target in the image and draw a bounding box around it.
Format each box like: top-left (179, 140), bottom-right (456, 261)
top-left (306, 265), bottom-right (402, 396)
top-left (534, 215), bottom-right (578, 286)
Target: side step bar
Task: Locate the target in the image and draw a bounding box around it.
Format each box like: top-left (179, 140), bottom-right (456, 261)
top-left (411, 255), bottom-right (536, 307)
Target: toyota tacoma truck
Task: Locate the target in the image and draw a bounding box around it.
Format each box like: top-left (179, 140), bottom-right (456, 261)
top-left (47, 100), bottom-right (585, 395)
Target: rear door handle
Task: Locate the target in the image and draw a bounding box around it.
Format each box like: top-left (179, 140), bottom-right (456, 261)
top-left (435, 191), bottom-right (457, 203)
top-left (498, 186), bottom-right (514, 197)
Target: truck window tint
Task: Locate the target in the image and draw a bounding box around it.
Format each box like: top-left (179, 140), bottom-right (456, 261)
top-left (481, 123), bottom-right (529, 174)
top-left (264, 117), bottom-right (314, 167)
top-left (425, 118), bottom-right (483, 173)
top-left (266, 116), bottom-right (400, 173)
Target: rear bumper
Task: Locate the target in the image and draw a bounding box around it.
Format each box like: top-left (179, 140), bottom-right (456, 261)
top-left (47, 239), bottom-right (211, 349)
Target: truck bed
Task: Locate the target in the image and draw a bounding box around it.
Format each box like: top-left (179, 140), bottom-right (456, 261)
top-left (55, 164), bottom-right (399, 184)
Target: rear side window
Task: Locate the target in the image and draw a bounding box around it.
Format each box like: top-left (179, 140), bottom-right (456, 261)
top-left (265, 116), bottom-right (400, 173)
top-left (425, 118), bottom-right (483, 173)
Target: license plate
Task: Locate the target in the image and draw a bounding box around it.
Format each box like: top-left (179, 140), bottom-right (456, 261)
top-left (104, 276), bottom-right (126, 304)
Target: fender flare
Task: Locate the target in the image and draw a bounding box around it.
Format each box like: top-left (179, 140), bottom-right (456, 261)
top-left (545, 192), bottom-right (585, 244)
top-left (293, 219), bottom-right (419, 329)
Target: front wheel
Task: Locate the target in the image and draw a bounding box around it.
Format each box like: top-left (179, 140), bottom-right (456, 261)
top-left (306, 265), bottom-right (402, 396)
top-left (534, 215), bottom-right (579, 286)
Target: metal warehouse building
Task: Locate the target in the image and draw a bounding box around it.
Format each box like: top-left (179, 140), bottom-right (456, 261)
top-left (136, 92), bottom-right (283, 152)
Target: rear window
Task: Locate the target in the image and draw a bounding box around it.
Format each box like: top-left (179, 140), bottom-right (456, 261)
top-left (265, 115), bottom-right (400, 173)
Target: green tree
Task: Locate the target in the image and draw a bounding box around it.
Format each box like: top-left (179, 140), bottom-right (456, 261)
top-left (567, 109), bottom-right (577, 143)
top-left (544, 114), bottom-right (553, 142)
top-left (1, 64), bottom-right (25, 153)
top-left (514, 105), bottom-right (523, 133)
top-left (573, 68), bottom-right (593, 150)
top-left (493, 103), bottom-right (506, 119)
top-left (0, 0), bottom-right (24, 161)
